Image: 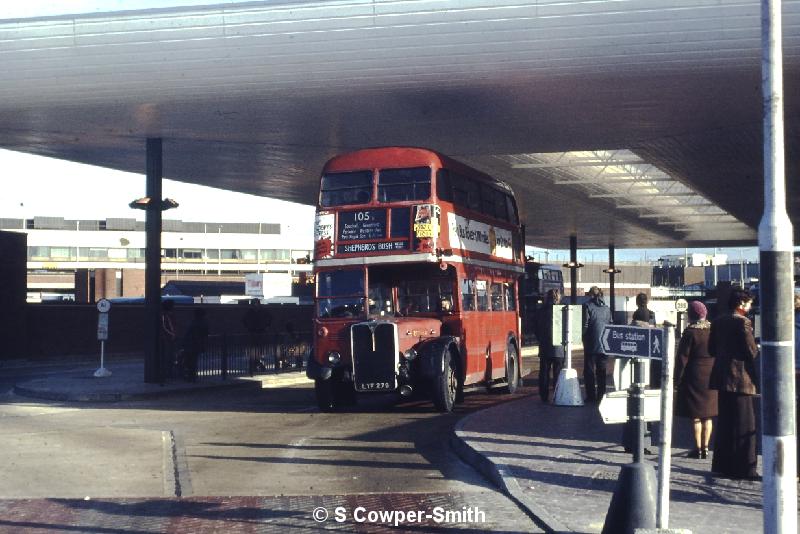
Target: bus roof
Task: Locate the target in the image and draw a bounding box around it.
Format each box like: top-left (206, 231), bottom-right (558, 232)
top-left (322, 146), bottom-right (513, 193)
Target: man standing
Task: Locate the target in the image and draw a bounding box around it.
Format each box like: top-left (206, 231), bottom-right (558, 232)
top-left (582, 286), bottom-right (613, 403)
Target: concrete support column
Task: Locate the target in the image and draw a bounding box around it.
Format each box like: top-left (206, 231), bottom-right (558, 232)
top-left (144, 138), bottom-right (163, 384)
top-left (760, 1), bottom-right (797, 532)
top-left (607, 244), bottom-right (619, 319)
top-left (569, 235), bottom-right (578, 304)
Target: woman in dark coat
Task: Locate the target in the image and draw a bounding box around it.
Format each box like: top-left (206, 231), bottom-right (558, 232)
top-left (675, 301), bottom-right (717, 459)
top-left (709, 288), bottom-right (759, 479)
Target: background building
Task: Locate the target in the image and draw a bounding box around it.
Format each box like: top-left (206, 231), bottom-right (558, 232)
top-left (0, 216), bottom-right (312, 302)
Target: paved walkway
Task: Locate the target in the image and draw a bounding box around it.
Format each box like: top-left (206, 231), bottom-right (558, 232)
top-left (8, 356), bottom-right (794, 533)
top-left (452, 393), bottom-right (794, 534)
top-left (12, 362), bottom-right (309, 402)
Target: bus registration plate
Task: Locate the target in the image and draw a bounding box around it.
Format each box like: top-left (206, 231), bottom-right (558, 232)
top-left (357, 382), bottom-right (392, 390)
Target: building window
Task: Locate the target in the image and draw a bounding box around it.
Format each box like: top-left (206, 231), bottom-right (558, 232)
top-left (48, 247), bottom-right (70, 259)
top-left (28, 246), bottom-right (49, 260)
top-left (260, 249), bottom-right (290, 261)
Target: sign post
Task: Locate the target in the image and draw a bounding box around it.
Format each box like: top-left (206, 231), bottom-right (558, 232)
top-left (601, 324), bottom-right (664, 534)
top-left (656, 324), bottom-right (676, 529)
top-left (94, 299), bottom-right (112, 378)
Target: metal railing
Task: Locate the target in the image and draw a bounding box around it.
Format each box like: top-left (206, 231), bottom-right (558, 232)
top-left (196, 332), bottom-right (311, 381)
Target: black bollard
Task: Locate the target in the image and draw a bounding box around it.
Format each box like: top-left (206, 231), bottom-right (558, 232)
top-left (602, 358), bottom-right (657, 534)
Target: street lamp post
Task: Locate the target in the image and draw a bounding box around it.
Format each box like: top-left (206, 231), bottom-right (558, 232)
top-left (129, 138), bottom-right (178, 384)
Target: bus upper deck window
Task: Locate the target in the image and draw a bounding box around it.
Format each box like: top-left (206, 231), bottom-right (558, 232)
top-left (436, 169), bottom-right (453, 202)
top-left (378, 167), bottom-right (431, 202)
top-left (320, 170), bottom-right (373, 207)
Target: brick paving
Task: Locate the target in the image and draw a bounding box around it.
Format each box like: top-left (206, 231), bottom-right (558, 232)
top-left (0, 491), bottom-right (540, 533)
top-left (455, 393), bottom-right (798, 534)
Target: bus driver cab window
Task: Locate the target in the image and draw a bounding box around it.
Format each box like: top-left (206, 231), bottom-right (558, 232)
top-left (368, 282), bottom-right (393, 317)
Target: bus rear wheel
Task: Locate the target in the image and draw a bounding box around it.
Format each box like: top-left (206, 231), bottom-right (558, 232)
top-left (502, 344), bottom-right (520, 394)
top-left (434, 350), bottom-right (458, 412)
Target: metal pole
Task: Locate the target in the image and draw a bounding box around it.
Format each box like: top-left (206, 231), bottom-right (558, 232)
top-left (632, 359), bottom-right (646, 464)
top-left (603, 355), bottom-right (657, 534)
top-left (563, 304), bottom-right (572, 371)
top-left (609, 243), bottom-right (617, 319)
top-left (657, 325), bottom-right (676, 528)
top-left (570, 235), bottom-right (578, 304)
top-left (144, 138), bottom-right (163, 384)
top-left (760, 1), bottom-right (797, 532)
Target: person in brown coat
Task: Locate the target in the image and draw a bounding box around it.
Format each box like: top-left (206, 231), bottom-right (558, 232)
top-left (708, 288), bottom-right (759, 479)
top-left (675, 300), bottom-right (717, 459)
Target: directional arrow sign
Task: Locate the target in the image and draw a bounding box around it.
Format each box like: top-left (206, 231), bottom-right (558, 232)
top-left (601, 325), bottom-right (664, 359)
top-left (598, 389), bottom-right (662, 424)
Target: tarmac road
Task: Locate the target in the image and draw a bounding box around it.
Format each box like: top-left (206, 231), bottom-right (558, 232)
top-left (0, 364), bottom-right (543, 533)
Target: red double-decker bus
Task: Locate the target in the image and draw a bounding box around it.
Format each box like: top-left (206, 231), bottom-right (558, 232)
top-left (307, 147), bottom-right (525, 411)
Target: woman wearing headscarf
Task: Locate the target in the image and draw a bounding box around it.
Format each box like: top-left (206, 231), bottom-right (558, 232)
top-left (675, 301), bottom-right (717, 459)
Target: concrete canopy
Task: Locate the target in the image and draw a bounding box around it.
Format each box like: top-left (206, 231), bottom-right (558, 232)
top-left (1, 0), bottom-right (799, 249)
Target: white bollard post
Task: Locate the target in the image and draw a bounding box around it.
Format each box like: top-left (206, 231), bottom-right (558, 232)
top-left (554, 304), bottom-right (584, 406)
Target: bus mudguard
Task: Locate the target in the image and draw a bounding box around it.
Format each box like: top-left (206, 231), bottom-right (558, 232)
top-left (306, 357), bottom-right (333, 381)
top-left (416, 336), bottom-right (460, 379)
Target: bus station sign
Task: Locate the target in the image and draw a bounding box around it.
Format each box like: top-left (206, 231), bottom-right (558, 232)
top-left (599, 389), bottom-right (661, 424)
top-left (601, 325), bottom-right (664, 359)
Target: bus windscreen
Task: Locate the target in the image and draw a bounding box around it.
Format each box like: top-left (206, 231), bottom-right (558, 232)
top-left (317, 269), bottom-right (365, 318)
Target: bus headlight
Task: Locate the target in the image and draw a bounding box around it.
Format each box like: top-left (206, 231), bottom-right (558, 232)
top-left (403, 348), bottom-right (418, 361)
top-left (327, 351), bottom-right (341, 365)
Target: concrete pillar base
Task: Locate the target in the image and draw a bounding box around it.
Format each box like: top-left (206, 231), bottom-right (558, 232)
top-left (553, 367), bottom-right (584, 406)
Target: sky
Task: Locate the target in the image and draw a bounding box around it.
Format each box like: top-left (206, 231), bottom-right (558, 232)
top-left (0, 149), bottom-right (316, 239)
top-left (0, 148), bottom-right (766, 264)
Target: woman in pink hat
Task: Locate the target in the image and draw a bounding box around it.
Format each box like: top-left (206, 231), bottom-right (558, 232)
top-left (675, 300), bottom-right (718, 459)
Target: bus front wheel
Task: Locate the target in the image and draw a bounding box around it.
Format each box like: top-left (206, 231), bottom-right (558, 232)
top-left (315, 379), bottom-right (337, 412)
